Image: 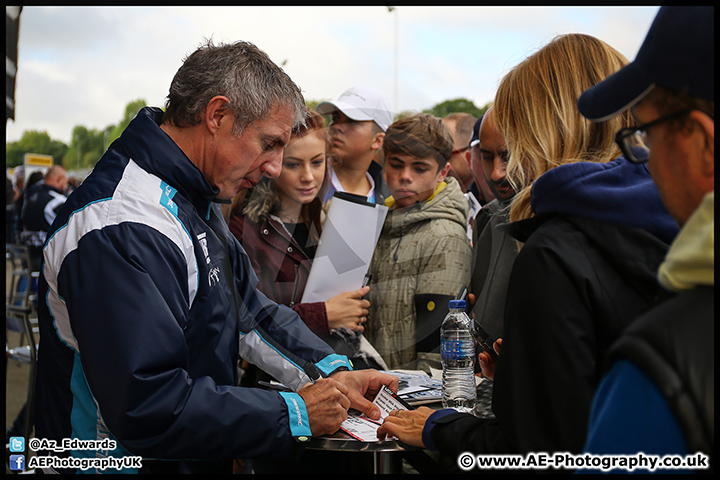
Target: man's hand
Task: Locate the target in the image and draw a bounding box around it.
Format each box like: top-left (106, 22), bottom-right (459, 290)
top-left (329, 369), bottom-right (399, 420)
top-left (376, 407), bottom-right (435, 448)
top-left (297, 378), bottom-right (351, 437)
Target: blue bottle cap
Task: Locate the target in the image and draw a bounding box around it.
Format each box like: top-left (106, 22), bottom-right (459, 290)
top-left (449, 299), bottom-right (466, 309)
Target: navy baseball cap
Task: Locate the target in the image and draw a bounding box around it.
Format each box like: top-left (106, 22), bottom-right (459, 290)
top-left (578, 6), bottom-right (714, 122)
top-left (469, 115), bottom-right (483, 148)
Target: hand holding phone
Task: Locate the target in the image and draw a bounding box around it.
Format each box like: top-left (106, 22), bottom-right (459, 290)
top-left (472, 323), bottom-right (499, 361)
top-left (456, 286), bottom-right (499, 361)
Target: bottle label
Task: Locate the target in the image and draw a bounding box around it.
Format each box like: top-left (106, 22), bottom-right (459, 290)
top-left (441, 340), bottom-right (471, 360)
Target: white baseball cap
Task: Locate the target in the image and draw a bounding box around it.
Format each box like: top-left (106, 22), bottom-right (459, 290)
top-left (316, 85), bottom-right (394, 131)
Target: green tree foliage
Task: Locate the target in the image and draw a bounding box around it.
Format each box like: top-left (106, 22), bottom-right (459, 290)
top-left (307, 97), bottom-right (491, 125)
top-left (8, 97), bottom-right (492, 171)
top-left (306, 99), bottom-right (334, 127)
top-left (395, 110), bottom-right (415, 120)
top-left (62, 125), bottom-right (108, 170)
top-left (105, 99), bottom-right (147, 149)
top-left (5, 130), bottom-right (68, 168)
top-left (424, 98), bottom-right (489, 119)
top-left (6, 99), bottom-right (149, 171)
top-left (305, 99), bottom-right (323, 112)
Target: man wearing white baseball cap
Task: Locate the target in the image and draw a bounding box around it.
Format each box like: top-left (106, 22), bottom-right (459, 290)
top-left (317, 85), bottom-right (393, 204)
top-left (577, 6), bottom-right (713, 473)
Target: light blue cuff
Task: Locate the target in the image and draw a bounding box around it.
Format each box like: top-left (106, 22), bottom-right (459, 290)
top-left (279, 392), bottom-right (312, 439)
top-left (315, 354), bottom-right (353, 376)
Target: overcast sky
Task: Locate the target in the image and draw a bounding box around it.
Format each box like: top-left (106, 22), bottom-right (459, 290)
top-left (6, 6), bottom-right (660, 145)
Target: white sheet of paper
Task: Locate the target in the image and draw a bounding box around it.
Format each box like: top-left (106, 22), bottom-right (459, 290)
top-left (301, 193), bottom-right (388, 303)
top-left (465, 192), bottom-right (482, 242)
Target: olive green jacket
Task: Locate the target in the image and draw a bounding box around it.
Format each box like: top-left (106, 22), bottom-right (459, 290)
top-left (366, 177), bottom-right (472, 370)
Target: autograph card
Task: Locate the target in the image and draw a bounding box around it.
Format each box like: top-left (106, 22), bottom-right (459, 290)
top-left (340, 385), bottom-right (412, 442)
top-left (372, 384), bottom-right (413, 419)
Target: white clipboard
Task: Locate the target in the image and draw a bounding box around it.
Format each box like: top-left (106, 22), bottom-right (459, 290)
top-left (301, 192), bottom-right (388, 303)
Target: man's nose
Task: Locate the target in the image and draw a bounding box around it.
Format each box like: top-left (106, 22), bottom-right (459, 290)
top-left (492, 158), bottom-right (507, 181)
top-left (263, 154), bottom-right (283, 179)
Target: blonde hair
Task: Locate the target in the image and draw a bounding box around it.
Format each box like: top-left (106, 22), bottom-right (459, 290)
top-left (495, 34), bottom-right (634, 223)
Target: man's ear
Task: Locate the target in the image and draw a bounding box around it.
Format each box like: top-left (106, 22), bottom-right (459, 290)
top-left (371, 131), bottom-right (385, 151)
top-left (690, 110), bottom-right (714, 178)
top-left (205, 96), bottom-right (232, 135)
top-left (437, 161), bottom-right (451, 182)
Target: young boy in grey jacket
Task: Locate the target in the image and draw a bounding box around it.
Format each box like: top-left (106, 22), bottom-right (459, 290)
top-left (365, 113), bottom-right (472, 371)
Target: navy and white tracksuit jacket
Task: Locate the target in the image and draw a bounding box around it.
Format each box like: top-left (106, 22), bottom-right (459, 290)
top-left (35, 107), bottom-right (351, 474)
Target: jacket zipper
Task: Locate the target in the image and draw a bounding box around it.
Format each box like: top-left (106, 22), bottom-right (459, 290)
top-left (268, 219), bottom-right (310, 308)
top-left (289, 263), bottom-right (300, 308)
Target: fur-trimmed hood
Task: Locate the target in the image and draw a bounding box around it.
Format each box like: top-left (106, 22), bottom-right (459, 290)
top-left (241, 178), bottom-right (281, 224)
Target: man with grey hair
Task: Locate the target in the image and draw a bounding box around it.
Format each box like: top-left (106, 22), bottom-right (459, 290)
top-left (35, 40), bottom-right (396, 474)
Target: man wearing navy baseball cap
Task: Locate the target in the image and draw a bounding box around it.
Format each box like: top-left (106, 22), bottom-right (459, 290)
top-left (577, 7), bottom-right (713, 473)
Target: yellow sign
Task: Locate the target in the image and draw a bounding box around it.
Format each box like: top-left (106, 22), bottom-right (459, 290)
top-left (24, 153), bottom-right (54, 166)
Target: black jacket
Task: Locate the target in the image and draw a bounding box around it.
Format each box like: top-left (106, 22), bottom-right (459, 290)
top-left (367, 159), bottom-right (390, 205)
top-left (609, 285), bottom-right (714, 459)
top-left (19, 181), bottom-right (67, 270)
top-left (427, 158), bottom-right (679, 467)
top-left (431, 215), bottom-right (673, 461)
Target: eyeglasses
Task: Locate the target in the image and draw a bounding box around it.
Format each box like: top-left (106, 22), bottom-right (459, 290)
top-left (451, 146), bottom-right (470, 156)
top-left (614, 109), bottom-right (692, 163)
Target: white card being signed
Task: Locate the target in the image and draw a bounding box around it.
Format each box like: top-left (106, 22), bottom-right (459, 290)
top-left (340, 385), bottom-right (410, 442)
top-left (372, 384), bottom-right (411, 420)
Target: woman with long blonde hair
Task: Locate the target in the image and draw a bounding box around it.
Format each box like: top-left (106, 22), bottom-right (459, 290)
top-left (489, 32), bottom-right (679, 454)
top-left (496, 33), bottom-right (634, 224)
top-left (377, 33), bottom-right (680, 461)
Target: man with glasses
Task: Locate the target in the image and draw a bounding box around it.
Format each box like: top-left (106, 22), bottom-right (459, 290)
top-left (577, 6), bottom-right (713, 472)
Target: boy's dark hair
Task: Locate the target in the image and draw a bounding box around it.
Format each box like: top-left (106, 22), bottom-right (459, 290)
top-left (382, 113), bottom-right (454, 170)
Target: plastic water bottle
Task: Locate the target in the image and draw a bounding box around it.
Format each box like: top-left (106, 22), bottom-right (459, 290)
top-left (441, 299), bottom-right (477, 414)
